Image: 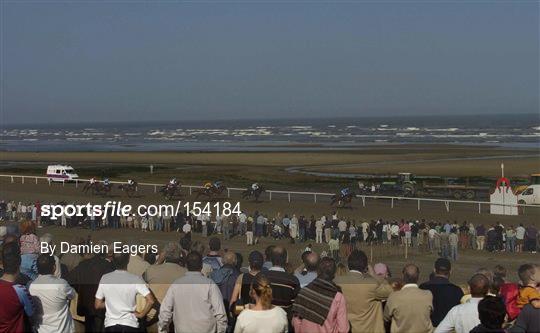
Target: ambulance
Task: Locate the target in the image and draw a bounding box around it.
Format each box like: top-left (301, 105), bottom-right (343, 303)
top-left (46, 165), bottom-right (79, 182)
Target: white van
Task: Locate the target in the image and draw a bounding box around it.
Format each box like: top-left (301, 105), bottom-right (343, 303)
top-left (517, 185), bottom-right (540, 205)
top-left (46, 165), bottom-right (79, 182)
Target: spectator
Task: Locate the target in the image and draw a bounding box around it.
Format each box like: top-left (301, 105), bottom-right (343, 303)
top-left (524, 225), bottom-right (538, 253)
top-left (476, 224), bottom-right (486, 250)
top-left (59, 237), bottom-right (85, 272)
top-left (0, 242), bottom-right (34, 333)
top-left (384, 264), bottom-right (433, 333)
top-left (419, 258), bottom-right (464, 326)
top-left (448, 229), bottom-right (458, 261)
top-left (292, 257), bottom-right (349, 333)
top-left (435, 273), bottom-right (490, 333)
top-left (335, 250), bottom-right (392, 333)
top-left (265, 246), bottom-right (300, 322)
top-left (515, 224), bottom-right (526, 252)
top-left (263, 246), bottom-right (274, 270)
top-left (294, 252), bottom-right (319, 288)
top-left (210, 251), bottom-right (240, 328)
top-left (203, 237), bottom-right (223, 271)
top-left (231, 251), bottom-right (264, 308)
top-left (470, 296), bottom-right (507, 333)
top-left (234, 273), bottom-right (288, 333)
top-left (29, 254), bottom-right (75, 333)
top-left (67, 242), bottom-right (114, 333)
top-left (19, 220), bottom-right (39, 281)
top-left (127, 244), bottom-right (150, 277)
top-left (38, 233), bottom-right (62, 278)
top-left (158, 251), bottom-right (227, 333)
top-left (516, 264), bottom-right (540, 308)
top-left (509, 303), bottom-right (540, 333)
top-left (144, 242), bottom-right (186, 306)
top-left (95, 252), bottom-right (155, 332)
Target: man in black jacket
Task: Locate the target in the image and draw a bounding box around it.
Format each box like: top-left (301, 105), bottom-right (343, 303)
top-left (420, 258), bottom-right (464, 327)
top-left (67, 246), bottom-right (114, 333)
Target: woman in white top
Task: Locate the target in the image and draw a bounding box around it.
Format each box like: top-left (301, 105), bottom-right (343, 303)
top-left (234, 273), bottom-right (288, 333)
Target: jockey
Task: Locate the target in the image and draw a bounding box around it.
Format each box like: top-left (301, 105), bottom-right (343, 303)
top-left (251, 183), bottom-right (259, 191)
top-left (340, 187), bottom-right (350, 196)
top-left (127, 179), bottom-right (135, 186)
top-left (169, 178), bottom-right (177, 186)
top-left (103, 178), bottom-right (110, 186)
top-left (204, 182), bottom-right (212, 189)
top-left (213, 180), bottom-right (222, 188)
top-left (89, 177), bottom-right (97, 185)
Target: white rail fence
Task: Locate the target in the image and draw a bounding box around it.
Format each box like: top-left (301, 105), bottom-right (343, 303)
top-left (1, 174), bottom-right (538, 214)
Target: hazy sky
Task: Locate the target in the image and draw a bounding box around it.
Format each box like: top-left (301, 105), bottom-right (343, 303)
top-left (1, 1), bottom-right (538, 124)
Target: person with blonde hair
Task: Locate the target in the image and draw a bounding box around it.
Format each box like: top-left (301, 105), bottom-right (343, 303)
top-left (234, 273), bottom-right (288, 333)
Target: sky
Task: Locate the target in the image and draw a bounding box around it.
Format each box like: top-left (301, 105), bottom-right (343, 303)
top-left (1, 1), bottom-right (538, 124)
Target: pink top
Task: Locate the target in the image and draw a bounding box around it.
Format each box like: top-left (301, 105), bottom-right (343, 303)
top-left (20, 234), bottom-right (40, 255)
top-left (292, 292), bottom-right (349, 333)
top-left (400, 224), bottom-right (411, 232)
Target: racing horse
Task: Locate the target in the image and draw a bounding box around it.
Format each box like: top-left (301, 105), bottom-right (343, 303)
top-left (241, 186), bottom-right (265, 202)
top-left (194, 183), bottom-right (228, 200)
top-left (118, 181), bottom-right (138, 197)
top-left (159, 183), bottom-right (181, 200)
top-left (330, 191), bottom-right (355, 207)
top-left (83, 182), bottom-right (112, 196)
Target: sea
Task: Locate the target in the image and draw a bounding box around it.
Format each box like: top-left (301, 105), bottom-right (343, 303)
top-left (1, 114), bottom-right (539, 152)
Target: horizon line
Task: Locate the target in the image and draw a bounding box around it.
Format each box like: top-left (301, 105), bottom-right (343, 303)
top-left (2, 112), bottom-right (538, 127)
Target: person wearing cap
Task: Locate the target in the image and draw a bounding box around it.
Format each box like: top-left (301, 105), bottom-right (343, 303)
top-left (419, 258), bottom-right (464, 327)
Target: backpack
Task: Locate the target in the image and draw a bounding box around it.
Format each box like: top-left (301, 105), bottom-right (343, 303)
top-left (499, 283), bottom-right (520, 320)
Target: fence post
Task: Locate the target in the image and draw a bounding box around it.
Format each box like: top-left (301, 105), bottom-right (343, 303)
top-left (314, 194), bottom-right (317, 203)
top-left (62, 180), bottom-right (65, 187)
top-left (362, 196), bottom-right (366, 207)
top-left (136, 186), bottom-right (138, 192)
top-left (288, 193), bottom-right (291, 203)
top-left (22, 176), bottom-right (24, 184)
top-left (154, 185), bottom-right (157, 193)
top-left (227, 189), bottom-right (230, 198)
top-left (269, 192), bottom-right (272, 201)
top-left (391, 198), bottom-right (394, 208)
top-left (417, 199), bottom-right (420, 211)
top-left (11, 176), bottom-right (14, 183)
top-left (478, 203), bottom-right (481, 214)
top-left (35, 177), bottom-right (38, 184)
top-left (189, 187), bottom-right (192, 195)
top-left (445, 201), bottom-right (449, 212)
top-left (48, 178), bottom-right (51, 186)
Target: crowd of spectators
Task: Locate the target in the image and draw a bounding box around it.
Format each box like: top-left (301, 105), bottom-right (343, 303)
top-left (0, 217), bottom-right (539, 333)
top-left (1, 200), bottom-right (538, 259)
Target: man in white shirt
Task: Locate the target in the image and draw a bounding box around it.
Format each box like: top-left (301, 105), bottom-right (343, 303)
top-left (95, 252), bottom-right (155, 332)
top-left (158, 251), bottom-right (227, 333)
top-left (29, 254), bottom-right (75, 333)
top-left (515, 223), bottom-right (526, 252)
top-left (435, 273), bottom-right (489, 333)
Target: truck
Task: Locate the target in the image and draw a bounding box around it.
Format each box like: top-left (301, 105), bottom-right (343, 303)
top-left (46, 165), bottom-right (79, 182)
top-left (374, 172), bottom-right (491, 200)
